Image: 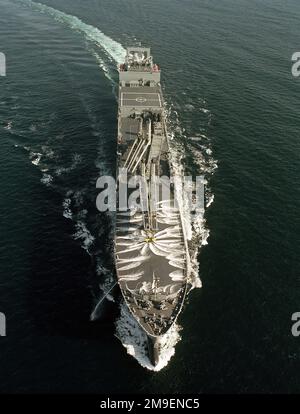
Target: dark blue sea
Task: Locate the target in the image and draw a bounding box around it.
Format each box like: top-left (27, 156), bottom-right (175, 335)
top-left (0, 0), bottom-right (299, 393)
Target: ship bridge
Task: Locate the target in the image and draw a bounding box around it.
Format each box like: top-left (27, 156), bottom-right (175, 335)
top-left (119, 47), bottom-right (161, 91)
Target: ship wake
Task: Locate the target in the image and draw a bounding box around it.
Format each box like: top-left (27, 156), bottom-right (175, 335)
top-left (17, 0), bottom-right (126, 63)
top-left (16, 0), bottom-right (218, 371)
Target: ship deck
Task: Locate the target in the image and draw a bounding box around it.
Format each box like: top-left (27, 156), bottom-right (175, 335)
top-left (115, 59), bottom-right (188, 338)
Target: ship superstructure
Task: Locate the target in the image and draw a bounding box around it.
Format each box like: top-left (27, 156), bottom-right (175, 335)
top-left (115, 47), bottom-right (189, 366)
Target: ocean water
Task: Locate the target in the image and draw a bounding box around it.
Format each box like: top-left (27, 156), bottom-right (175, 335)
top-left (0, 0), bottom-right (299, 393)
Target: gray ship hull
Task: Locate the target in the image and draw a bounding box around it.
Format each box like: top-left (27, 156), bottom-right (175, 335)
top-left (115, 47), bottom-right (189, 365)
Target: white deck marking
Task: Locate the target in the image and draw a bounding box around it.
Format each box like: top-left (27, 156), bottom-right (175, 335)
top-left (158, 93), bottom-right (162, 107)
top-left (121, 92), bottom-right (162, 107)
top-left (122, 92), bottom-right (158, 95)
top-left (136, 97), bottom-right (147, 103)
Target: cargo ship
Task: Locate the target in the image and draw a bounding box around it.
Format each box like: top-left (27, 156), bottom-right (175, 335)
top-left (115, 47), bottom-right (190, 366)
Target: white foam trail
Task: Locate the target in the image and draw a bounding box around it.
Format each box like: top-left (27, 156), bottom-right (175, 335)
top-left (30, 152), bottom-right (42, 166)
top-left (4, 121), bottom-right (12, 130)
top-left (29, 124), bottom-right (37, 132)
top-left (91, 50), bottom-right (114, 82)
top-left (55, 153), bottom-right (82, 176)
top-left (200, 107), bottom-right (210, 114)
top-left (41, 145), bottom-right (55, 160)
top-left (187, 143), bottom-right (218, 175)
top-left (185, 103), bottom-right (195, 111)
top-left (96, 263), bottom-right (115, 300)
top-left (40, 173), bottom-right (53, 186)
top-left (73, 221), bottom-right (95, 253)
top-left (21, 0), bottom-right (126, 64)
top-left (62, 198), bottom-right (73, 220)
top-left (61, 189), bottom-right (92, 255)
